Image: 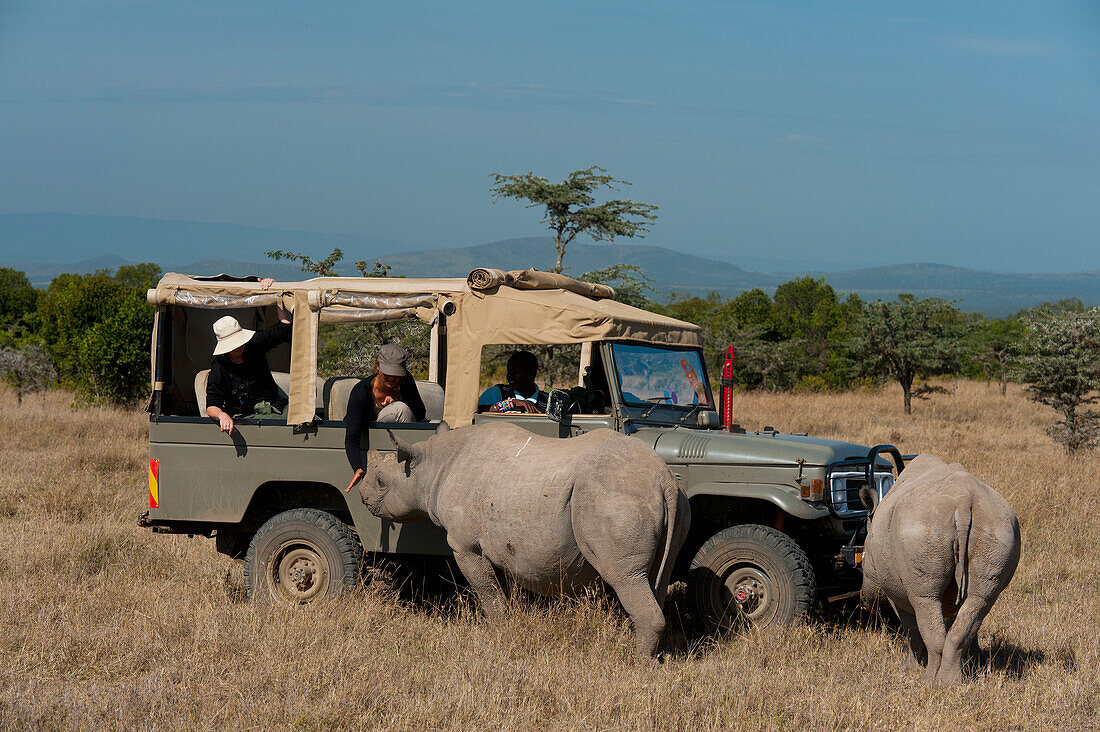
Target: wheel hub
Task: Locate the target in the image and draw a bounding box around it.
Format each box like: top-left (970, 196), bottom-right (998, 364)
top-left (725, 566), bottom-right (773, 621)
top-left (273, 544), bottom-right (329, 602)
top-left (289, 562), bottom-right (316, 592)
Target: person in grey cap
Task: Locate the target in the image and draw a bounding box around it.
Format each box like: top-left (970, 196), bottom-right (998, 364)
top-left (344, 343), bottom-right (426, 491)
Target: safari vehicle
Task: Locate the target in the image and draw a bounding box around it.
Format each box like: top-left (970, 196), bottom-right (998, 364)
top-left (140, 268), bottom-right (903, 628)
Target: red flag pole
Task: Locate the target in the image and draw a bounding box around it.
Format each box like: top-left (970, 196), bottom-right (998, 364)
top-left (721, 345), bottom-right (734, 431)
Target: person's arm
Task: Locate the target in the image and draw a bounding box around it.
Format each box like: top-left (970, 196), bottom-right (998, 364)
top-left (206, 364), bottom-right (234, 432)
top-left (344, 381), bottom-right (368, 490)
top-left (251, 321), bottom-right (292, 353)
top-left (206, 405), bottom-right (235, 434)
top-left (401, 376), bottom-right (427, 421)
top-left (259, 277), bottom-right (292, 324)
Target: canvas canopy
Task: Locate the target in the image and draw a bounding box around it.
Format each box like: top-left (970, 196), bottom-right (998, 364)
top-left (150, 269), bottom-right (702, 427)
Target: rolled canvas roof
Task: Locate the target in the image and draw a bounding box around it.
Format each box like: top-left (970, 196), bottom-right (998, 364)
top-left (152, 270), bottom-right (701, 426)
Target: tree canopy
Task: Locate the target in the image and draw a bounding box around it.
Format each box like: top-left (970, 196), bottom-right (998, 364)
top-left (490, 166), bottom-right (658, 273)
top-left (850, 294), bottom-right (963, 414)
top-left (1017, 307), bottom-right (1100, 452)
top-left (0, 267), bottom-right (38, 334)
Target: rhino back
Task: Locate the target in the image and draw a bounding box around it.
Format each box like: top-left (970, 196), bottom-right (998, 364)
top-left (424, 424), bottom-right (670, 593)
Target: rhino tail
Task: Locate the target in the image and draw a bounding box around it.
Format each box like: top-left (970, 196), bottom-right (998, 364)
top-left (953, 500), bottom-right (973, 609)
top-left (652, 470), bottom-right (681, 607)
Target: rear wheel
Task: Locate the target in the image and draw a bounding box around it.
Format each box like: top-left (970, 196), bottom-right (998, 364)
top-left (244, 509), bottom-right (364, 604)
top-left (689, 523), bottom-right (815, 632)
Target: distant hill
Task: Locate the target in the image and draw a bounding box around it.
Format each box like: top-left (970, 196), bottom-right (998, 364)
top-left (0, 213), bottom-right (423, 270)
top-left (378, 237), bottom-right (777, 294)
top-left (2, 213), bottom-right (1099, 316)
top-left (379, 239), bottom-right (1100, 316)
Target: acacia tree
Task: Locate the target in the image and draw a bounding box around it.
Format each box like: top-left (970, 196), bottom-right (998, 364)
top-left (489, 166), bottom-right (658, 273)
top-left (851, 294), bottom-right (962, 414)
top-left (266, 248), bottom-right (390, 278)
top-left (972, 317), bottom-right (1026, 396)
top-left (0, 344), bottom-right (56, 404)
top-left (1017, 307), bottom-right (1100, 453)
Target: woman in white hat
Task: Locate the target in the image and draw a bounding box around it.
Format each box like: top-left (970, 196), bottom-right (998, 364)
top-left (205, 278), bottom-right (292, 434)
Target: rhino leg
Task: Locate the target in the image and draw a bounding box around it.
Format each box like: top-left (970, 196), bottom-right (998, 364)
top-left (575, 529), bottom-right (666, 656)
top-left (938, 597), bottom-right (992, 685)
top-left (574, 513), bottom-right (667, 656)
top-left (892, 605), bottom-right (927, 670)
top-left (911, 595), bottom-right (948, 683)
top-left (451, 546), bottom-right (507, 621)
top-left (603, 572), bottom-right (666, 657)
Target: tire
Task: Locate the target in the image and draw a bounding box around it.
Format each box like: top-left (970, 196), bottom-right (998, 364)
top-left (689, 523), bottom-right (815, 632)
top-left (244, 509), bottom-right (364, 604)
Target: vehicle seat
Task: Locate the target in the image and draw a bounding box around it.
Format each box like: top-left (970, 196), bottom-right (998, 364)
top-left (194, 369), bottom-right (323, 417)
top-left (417, 381), bottom-right (444, 422)
top-left (323, 377), bottom-right (361, 422)
top-left (271, 371), bottom-right (325, 416)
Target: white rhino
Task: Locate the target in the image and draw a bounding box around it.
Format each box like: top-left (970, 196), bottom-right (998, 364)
top-left (861, 454), bottom-right (1021, 685)
top-left (360, 422), bottom-right (690, 656)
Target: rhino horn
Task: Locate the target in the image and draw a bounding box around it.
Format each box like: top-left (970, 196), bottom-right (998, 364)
top-left (387, 429), bottom-right (424, 469)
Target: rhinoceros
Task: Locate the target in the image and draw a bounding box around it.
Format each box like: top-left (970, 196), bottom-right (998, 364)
top-left (860, 454), bottom-right (1021, 684)
top-left (360, 422), bottom-right (690, 656)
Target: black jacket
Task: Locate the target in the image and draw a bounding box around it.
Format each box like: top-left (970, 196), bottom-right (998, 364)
top-left (344, 374), bottom-right (426, 472)
top-left (206, 322), bottom-right (292, 417)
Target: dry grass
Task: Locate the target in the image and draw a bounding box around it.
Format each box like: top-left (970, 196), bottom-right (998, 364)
top-left (1, 381), bottom-right (1097, 730)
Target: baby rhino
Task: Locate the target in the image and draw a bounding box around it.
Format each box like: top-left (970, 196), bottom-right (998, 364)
top-left (861, 454), bottom-right (1021, 685)
top-left (360, 422), bottom-right (690, 657)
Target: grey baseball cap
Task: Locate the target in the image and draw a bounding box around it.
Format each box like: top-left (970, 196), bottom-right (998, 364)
top-left (378, 343), bottom-right (409, 376)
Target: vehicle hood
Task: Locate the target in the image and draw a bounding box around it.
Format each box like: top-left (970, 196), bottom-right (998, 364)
top-left (632, 427), bottom-right (886, 468)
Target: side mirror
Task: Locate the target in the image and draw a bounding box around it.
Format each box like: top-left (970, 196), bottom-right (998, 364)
top-left (696, 410), bottom-right (721, 429)
top-left (546, 389), bottom-right (569, 423)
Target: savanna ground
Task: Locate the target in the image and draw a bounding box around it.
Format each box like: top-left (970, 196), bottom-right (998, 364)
top-left (1, 381), bottom-right (1096, 730)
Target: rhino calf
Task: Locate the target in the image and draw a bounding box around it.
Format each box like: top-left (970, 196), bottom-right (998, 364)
top-left (861, 454), bottom-right (1021, 684)
top-left (360, 422), bottom-right (690, 657)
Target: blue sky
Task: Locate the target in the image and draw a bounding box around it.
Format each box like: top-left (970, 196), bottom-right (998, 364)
top-left (1, 1), bottom-right (1097, 272)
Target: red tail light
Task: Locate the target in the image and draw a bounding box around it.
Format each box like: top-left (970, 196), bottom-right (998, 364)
top-left (148, 458), bottom-right (159, 509)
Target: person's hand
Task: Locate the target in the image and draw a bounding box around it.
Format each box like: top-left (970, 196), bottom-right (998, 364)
top-left (489, 398), bottom-right (540, 413)
top-left (259, 278), bottom-right (276, 290)
top-left (217, 413), bottom-right (235, 434)
top-left (345, 469), bottom-right (365, 493)
top-left (381, 395), bottom-right (394, 407)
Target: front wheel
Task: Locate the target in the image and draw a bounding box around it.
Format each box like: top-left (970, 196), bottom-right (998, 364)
top-left (244, 509), bottom-right (364, 604)
top-left (689, 523), bottom-right (815, 632)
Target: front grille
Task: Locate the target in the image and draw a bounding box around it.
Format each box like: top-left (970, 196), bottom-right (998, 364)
top-left (828, 470), bottom-right (895, 518)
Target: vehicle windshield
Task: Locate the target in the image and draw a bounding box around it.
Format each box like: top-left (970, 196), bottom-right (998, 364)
top-left (610, 344), bottom-right (712, 408)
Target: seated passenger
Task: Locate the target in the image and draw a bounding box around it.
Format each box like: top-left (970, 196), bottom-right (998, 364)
top-left (344, 343), bottom-right (426, 491)
top-left (205, 278), bottom-right (292, 434)
top-left (478, 349), bottom-right (548, 414)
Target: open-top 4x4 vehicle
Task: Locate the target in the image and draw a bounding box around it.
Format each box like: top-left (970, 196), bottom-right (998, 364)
top-left (140, 268), bottom-right (903, 629)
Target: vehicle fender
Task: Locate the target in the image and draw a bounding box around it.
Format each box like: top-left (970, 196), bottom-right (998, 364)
top-left (685, 482), bottom-right (828, 520)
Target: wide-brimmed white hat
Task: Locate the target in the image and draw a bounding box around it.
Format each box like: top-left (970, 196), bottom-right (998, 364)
top-left (212, 316), bottom-right (255, 355)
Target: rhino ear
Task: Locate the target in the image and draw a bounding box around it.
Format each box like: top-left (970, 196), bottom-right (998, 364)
top-left (858, 485), bottom-right (879, 515)
top-left (435, 421), bottom-right (451, 435)
top-left (387, 429), bottom-right (424, 470)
